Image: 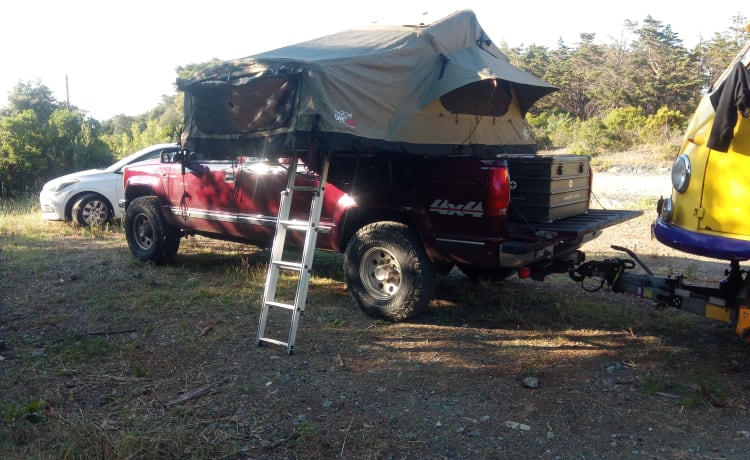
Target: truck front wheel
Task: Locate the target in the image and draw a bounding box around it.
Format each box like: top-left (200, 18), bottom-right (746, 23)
top-left (344, 221), bottom-right (436, 322)
top-left (125, 196), bottom-right (181, 264)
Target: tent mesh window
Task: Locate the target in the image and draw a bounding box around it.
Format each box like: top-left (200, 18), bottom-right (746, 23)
top-left (192, 76), bottom-right (299, 134)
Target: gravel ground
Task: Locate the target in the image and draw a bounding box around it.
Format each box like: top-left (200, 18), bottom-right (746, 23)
top-left (585, 170), bottom-right (729, 282)
top-left (591, 172), bottom-right (672, 210)
top-left (4, 166), bottom-right (750, 460)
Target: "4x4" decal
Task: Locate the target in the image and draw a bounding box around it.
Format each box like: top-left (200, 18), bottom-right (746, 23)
top-left (429, 199), bottom-right (483, 217)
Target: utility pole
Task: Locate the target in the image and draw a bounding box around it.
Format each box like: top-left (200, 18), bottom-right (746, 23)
top-left (65, 75), bottom-right (70, 109)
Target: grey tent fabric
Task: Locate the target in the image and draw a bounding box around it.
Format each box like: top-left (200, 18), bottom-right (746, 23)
top-left (177, 9), bottom-right (557, 158)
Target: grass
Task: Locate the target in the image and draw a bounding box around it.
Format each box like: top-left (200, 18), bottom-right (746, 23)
top-left (2, 195), bottom-right (748, 458)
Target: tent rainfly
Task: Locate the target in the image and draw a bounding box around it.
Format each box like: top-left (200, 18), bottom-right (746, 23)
top-left (176, 9), bottom-right (557, 159)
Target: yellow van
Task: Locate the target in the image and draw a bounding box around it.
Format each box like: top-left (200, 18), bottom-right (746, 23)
top-left (654, 41), bottom-right (750, 261)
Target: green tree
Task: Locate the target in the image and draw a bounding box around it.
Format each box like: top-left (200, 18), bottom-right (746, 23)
top-left (100, 94), bottom-right (182, 158)
top-left (45, 109), bottom-right (112, 179)
top-left (2, 79), bottom-right (62, 122)
top-left (694, 13), bottom-right (747, 90)
top-left (0, 81), bottom-right (113, 195)
top-left (0, 110), bottom-right (47, 194)
top-left (554, 33), bottom-right (609, 119)
top-left (625, 16), bottom-right (702, 115)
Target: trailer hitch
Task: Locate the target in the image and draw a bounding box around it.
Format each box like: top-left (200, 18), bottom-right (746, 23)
top-left (569, 258), bottom-right (636, 291)
top-left (569, 244), bottom-right (707, 312)
top-left (569, 247), bottom-right (750, 342)
top-left (569, 245), bottom-right (659, 290)
top-left (609, 245), bottom-right (654, 275)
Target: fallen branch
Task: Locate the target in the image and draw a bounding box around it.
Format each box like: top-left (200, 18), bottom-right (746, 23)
top-left (164, 383), bottom-right (214, 408)
top-left (340, 413), bottom-right (356, 456)
top-left (84, 328), bottom-right (137, 337)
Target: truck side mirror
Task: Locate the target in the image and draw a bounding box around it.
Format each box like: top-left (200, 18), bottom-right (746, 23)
top-left (181, 151), bottom-right (206, 177)
top-left (168, 151), bottom-right (184, 163)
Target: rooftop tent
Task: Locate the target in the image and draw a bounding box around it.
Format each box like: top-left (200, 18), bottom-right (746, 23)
top-left (176, 9), bottom-right (557, 158)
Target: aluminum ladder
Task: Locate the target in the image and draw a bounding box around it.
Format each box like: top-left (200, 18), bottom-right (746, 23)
top-left (256, 153), bottom-right (330, 354)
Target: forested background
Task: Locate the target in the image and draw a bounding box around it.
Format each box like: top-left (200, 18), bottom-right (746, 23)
top-left (0, 14), bottom-right (746, 197)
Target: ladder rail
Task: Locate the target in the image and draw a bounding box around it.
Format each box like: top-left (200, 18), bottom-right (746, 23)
top-left (256, 152), bottom-right (329, 353)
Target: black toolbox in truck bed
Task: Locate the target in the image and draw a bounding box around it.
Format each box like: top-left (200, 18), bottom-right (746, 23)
top-left (504, 155), bottom-right (591, 223)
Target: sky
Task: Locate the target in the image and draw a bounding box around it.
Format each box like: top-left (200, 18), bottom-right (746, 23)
top-left (1, 0), bottom-right (745, 121)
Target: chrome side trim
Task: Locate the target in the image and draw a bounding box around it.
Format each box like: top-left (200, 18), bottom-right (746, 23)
top-left (170, 207), bottom-right (333, 234)
top-left (435, 238), bottom-right (485, 246)
top-left (169, 207), bottom-right (238, 223)
top-left (237, 215), bottom-right (277, 227)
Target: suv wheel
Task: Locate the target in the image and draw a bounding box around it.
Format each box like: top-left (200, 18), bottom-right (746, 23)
top-left (343, 221), bottom-right (436, 322)
top-left (125, 196), bottom-right (180, 264)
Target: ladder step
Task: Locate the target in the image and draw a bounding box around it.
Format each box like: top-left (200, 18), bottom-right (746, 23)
top-left (273, 260), bottom-right (303, 272)
top-left (279, 219), bottom-right (313, 231)
top-left (258, 337), bottom-right (289, 347)
top-left (265, 300), bottom-right (297, 310)
top-left (291, 185), bottom-right (319, 192)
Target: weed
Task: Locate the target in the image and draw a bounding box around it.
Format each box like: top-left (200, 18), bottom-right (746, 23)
top-left (47, 335), bottom-right (114, 366)
top-left (0, 399), bottom-right (45, 447)
top-left (326, 318), bottom-right (345, 328)
top-left (642, 375), bottom-right (663, 396)
top-left (634, 196), bottom-right (658, 210)
top-left (131, 363), bottom-right (147, 378)
top-left (2, 399), bottom-right (45, 425)
top-left (641, 371), bottom-right (729, 410)
top-left (293, 422), bottom-right (335, 457)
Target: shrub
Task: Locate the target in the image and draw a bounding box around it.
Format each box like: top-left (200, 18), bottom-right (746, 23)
top-left (641, 106), bottom-right (687, 147)
top-left (602, 107), bottom-right (648, 150)
top-left (527, 112), bottom-right (577, 150)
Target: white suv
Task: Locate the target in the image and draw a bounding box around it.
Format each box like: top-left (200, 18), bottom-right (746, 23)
top-left (40, 143), bottom-right (179, 226)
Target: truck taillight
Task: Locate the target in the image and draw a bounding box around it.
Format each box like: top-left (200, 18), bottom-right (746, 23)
top-left (487, 166), bottom-right (510, 217)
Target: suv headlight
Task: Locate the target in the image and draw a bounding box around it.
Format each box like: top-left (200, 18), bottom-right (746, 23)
top-left (671, 154), bottom-right (691, 193)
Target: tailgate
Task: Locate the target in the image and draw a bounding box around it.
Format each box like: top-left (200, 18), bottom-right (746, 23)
top-left (500, 209), bottom-right (643, 268)
top-left (507, 209), bottom-right (643, 240)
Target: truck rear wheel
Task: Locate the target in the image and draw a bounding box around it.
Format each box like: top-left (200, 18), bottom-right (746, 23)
top-left (125, 196), bottom-right (181, 264)
top-left (344, 221), bottom-right (436, 322)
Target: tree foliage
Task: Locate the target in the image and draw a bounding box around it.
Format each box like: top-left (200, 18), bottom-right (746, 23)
top-left (0, 82), bottom-right (111, 195)
top-left (508, 13), bottom-right (746, 155)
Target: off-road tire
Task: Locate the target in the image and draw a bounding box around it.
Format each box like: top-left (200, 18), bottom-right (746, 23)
top-left (125, 196), bottom-right (180, 264)
top-left (343, 221), bottom-right (437, 322)
top-left (72, 193), bottom-right (112, 227)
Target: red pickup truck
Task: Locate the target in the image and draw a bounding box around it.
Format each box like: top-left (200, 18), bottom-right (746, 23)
top-left (121, 151), bottom-right (638, 321)
top-left (121, 11), bottom-right (640, 322)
